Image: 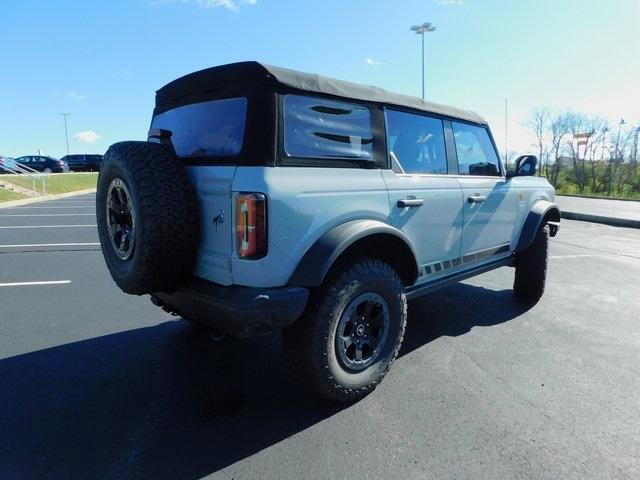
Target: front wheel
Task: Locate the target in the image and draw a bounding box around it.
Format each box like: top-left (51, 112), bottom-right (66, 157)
top-left (283, 258), bottom-right (407, 403)
top-left (514, 224), bottom-right (549, 301)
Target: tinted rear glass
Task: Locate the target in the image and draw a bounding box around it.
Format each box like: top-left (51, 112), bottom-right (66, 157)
top-left (151, 97), bottom-right (247, 157)
top-left (283, 94), bottom-right (373, 161)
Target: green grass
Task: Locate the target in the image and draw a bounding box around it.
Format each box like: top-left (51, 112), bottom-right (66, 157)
top-left (0, 187), bottom-right (27, 202)
top-left (3, 172), bottom-right (98, 195)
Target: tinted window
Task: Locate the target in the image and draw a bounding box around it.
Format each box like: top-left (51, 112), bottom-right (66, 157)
top-left (283, 94), bottom-right (373, 161)
top-left (452, 122), bottom-right (501, 176)
top-left (151, 97), bottom-right (247, 157)
top-left (385, 109), bottom-right (447, 174)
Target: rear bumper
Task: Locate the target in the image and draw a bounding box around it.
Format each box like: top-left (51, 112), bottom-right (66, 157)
top-left (151, 278), bottom-right (309, 337)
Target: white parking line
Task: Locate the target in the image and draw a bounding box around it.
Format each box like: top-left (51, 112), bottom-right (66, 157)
top-left (0, 224), bottom-right (97, 229)
top-left (36, 203), bottom-right (95, 206)
top-left (0, 213), bottom-right (95, 217)
top-left (0, 243), bottom-right (100, 248)
top-left (0, 280), bottom-right (71, 287)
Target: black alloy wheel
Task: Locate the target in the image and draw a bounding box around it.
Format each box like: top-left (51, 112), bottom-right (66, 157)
top-left (106, 178), bottom-right (135, 260)
top-left (335, 292), bottom-right (390, 372)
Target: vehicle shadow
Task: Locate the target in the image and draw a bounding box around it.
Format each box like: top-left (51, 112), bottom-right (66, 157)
top-left (0, 283), bottom-right (533, 479)
top-left (401, 282), bottom-right (533, 356)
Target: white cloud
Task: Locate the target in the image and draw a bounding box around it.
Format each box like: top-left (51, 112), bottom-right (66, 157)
top-left (73, 130), bottom-right (102, 144)
top-left (154, 0), bottom-right (257, 11)
top-left (439, 0), bottom-right (462, 4)
top-left (110, 68), bottom-right (134, 77)
top-left (365, 58), bottom-right (382, 66)
top-left (66, 91), bottom-right (87, 101)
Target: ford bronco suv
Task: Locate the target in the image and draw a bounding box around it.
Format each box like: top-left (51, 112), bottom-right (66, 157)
top-left (96, 61), bottom-right (560, 403)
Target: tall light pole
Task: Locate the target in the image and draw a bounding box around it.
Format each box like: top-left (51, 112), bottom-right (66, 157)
top-left (410, 21), bottom-right (436, 100)
top-left (504, 98), bottom-right (508, 167)
top-left (615, 117), bottom-right (626, 161)
top-left (632, 126), bottom-right (640, 173)
top-left (60, 113), bottom-right (70, 155)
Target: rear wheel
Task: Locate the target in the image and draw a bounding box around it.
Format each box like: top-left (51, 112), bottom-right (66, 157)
top-left (283, 258), bottom-right (407, 403)
top-left (514, 224), bottom-right (549, 301)
top-left (44, 167), bottom-right (52, 173)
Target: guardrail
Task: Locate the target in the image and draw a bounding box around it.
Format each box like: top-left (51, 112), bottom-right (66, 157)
top-left (1, 163), bottom-right (49, 196)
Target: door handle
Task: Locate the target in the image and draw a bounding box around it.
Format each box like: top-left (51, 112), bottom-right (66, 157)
top-left (397, 198), bottom-right (424, 208)
top-left (467, 195), bottom-right (487, 204)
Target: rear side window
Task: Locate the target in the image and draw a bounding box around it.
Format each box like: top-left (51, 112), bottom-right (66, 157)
top-left (452, 122), bottom-right (501, 176)
top-left (283, 94), bottom-right (373, 161)
top-left (385, 109), bottom-right (447, 174)
top-left (151, 97), bottom-right (247, 157)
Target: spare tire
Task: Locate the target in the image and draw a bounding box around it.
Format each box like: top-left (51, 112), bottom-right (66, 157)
top-left (96, 141), bottom-right (198, 295)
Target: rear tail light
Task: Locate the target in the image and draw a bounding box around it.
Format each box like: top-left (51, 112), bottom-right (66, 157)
top-left (235, 193), bottom-right (267, 259)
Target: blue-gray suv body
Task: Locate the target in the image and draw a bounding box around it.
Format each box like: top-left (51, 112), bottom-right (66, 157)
top-left (96, 62), bottom-right (560, 402)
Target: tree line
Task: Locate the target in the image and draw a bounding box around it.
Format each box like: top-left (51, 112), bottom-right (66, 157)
top-left (518, 108), bottom-right (640, 199)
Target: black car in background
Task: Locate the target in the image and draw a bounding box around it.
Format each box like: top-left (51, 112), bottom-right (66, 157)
top-left (60, 154), bottom-right (103, 172)
top-left (14, 155), bottom-right (68, 173)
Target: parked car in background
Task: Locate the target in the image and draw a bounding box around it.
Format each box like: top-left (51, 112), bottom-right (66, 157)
top-left (61, 154), bottom-right (103, 172)
top-left (0, 156), bottom-right (17, 173)
top-left (14, 155), bottom-right (68, 173)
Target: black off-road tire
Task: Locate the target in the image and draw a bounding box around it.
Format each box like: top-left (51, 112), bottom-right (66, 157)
top-left (514, 224), bottom-right (549, 301)
top-left (283, 258), bottom-right (407, 403)
top-left (96, 141), bottom-right (198, 295)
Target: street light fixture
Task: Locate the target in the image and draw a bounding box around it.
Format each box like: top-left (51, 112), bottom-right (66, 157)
top-left (410, 21), bottom-right (436, 100)
top-left (60, 113), bottom-right (71, 155)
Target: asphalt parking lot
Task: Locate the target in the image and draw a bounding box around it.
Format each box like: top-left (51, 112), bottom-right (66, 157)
top-left (1, 192), bottom-right (639, 479)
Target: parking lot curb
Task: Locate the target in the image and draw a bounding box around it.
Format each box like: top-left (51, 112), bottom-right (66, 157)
top-left (0, 188), bottom-right (96, 209)
top-left (561, 211), bottom-right (640, 229)
top-left (557, 194), bottom-right (640, 203)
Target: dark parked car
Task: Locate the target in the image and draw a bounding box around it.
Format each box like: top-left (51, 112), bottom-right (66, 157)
top-left (14, 155), bottom-right (68, 173)
top-left (61, 154), bottom-right (103, 172)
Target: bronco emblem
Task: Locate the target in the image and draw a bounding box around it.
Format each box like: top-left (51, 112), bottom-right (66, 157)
top-left (212, 209), bottom-right (224, 231)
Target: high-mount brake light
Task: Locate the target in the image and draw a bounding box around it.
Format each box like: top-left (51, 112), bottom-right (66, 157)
top-left (235, 193), bottom-right (267, 259)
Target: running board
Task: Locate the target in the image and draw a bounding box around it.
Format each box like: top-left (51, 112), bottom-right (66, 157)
top-left (405, 255), bottom-right (515, 300)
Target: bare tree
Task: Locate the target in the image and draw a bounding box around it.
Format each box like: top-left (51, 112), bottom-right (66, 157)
top-left (523, 108), bottom-right (550, 176)
top-left (503, 150), bottom-right (518, 172)
top-left (548, 112), bottom-right (570, 187)
top-left (520, 108), bottom-right (637, 198)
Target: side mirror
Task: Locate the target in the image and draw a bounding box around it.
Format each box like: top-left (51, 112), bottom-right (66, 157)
top-left (508, 155), bottom-right (538, 178)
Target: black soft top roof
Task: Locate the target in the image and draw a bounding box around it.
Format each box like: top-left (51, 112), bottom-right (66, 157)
top-left (155, 61), bottom-right (487, 125)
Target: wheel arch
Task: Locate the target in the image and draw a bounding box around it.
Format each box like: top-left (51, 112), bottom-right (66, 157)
top-left (288, 219), bottom-right (420, 288)
top-left (515, 200), bottom-right (560, 252)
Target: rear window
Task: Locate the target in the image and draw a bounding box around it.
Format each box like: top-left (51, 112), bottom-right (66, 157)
top-left (151, 97), bottom-right (247, 157)
top-left (283, 94), bottom-right (373, 161)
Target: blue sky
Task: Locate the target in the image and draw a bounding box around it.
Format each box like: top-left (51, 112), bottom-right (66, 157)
top-left (1, 0), bottom-right (639, 158)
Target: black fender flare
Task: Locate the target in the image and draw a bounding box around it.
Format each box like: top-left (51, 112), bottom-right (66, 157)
top-left (288, 219), bottom-right (420, 287)
top-left (515, 200), bottom-right (561, 252)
